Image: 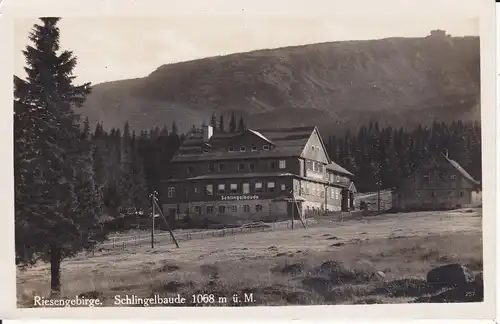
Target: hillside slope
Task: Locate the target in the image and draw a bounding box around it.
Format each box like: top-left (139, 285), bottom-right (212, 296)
top-left (81, 32), bottom-right (480, 134)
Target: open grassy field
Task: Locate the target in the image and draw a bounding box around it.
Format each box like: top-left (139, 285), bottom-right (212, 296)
top-left (17, 207), bottom-right (483, 307)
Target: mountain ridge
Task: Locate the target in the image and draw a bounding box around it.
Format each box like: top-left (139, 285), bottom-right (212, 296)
top-left (80, 32), bottom-right (480, 136)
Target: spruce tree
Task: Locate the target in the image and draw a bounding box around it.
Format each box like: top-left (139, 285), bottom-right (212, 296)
top-left (14, 18), bottom-right (104, 295)
top-left (229, 112), bottom-right (237, 132)
top-left (219, 115), bottom-right (225, 132)
top-left (238, 116), bottom-right (246, 131)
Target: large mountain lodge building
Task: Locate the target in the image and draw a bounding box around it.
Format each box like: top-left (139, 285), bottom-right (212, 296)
top-left (161, 125), bottom-right (356, 224)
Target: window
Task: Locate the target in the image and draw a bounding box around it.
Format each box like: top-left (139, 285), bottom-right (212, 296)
top-left (256, 204), bottom-right (263, 212)
top-left (203, 148), bottom-right (210, 153)
top-left (243, 205), bottom-right (250, 212)
top-left (460, 191), bottom-right (464, 197)
top-left (311, 145), bottom-right (316, 151)
top-left (281, 184), bottom-right (286, 191)
top-left (451, 175), bottom-right (457, 180)
top-left (318, 164), bottom-right (323, 173)
top-left (240, 146), bottom-right (247, 152)
top-left (415, 190), bottom-right (420, 198)
top-left (218, 163), bottom-right (226, 171)
top-left (184, 188), bottom-right (188, 197)
top-left (242, 183), bottom-right (250, 194)
top-left (330, 188), bottom-right (334, 199)
top-left (218, 205), bottom-right (226, 213)
top-left (208, 163), bottom-right (215, 172)
top-left (228, 147), bottom-right (234, 152)
top-left (231, 205), bottom-right (237, 213)
top-left (268, 182), bottom-right (275, 192)
top-left (194, 186), bottom-right (199, 194)
top-left (255, 182), bottom-right (263, 192)
top-left (187, 166), bottom-right (193, 174)
top-left (449, 191), bottom-right (455, 197)
top-left (205, 184), bottom-right (213, 196)
top-left (312, 162), bottom-right (316, 172)
top-left (195, 206), bottom-right (202, 215)
top-left (167, 187), bottom-right (175, 198)
top-left (263, 145), bottom-right (270, 151)
top-left (251, 146), bottom-right (257, 151)
top-left (320, 189), bottom-right (325, 198)
top-left (431, 190), bottom-right (435, 198)
top-left (230, 183), bottom-right (238, 193)
top-left (336, 175), bottom-right (340, 182)
top-left (279, 160), bottom-right (286, 169)
top-left (238, 163), bottom-right (245, 171)
top-left (206, 205), bottom-right (214, 213)
top-left (249, 163), bottom-right (255, 172)
top-left (270, 161), bottom-right (277, 169)
top-left (217, 184), bottom-right (225, 194)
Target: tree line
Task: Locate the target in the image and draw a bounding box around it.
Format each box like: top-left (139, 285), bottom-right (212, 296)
top-left (325, 120), bottom-right (482, 192)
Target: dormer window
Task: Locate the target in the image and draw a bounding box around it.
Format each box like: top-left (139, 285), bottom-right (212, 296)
top-left (251, 146), bottom-right (257, 151)
top-left (240, 146), bottom-right (247, 152)
top-left (228, 147), bottom-right (234, 152)
top-left (263, 145), bottom-right (270, 151)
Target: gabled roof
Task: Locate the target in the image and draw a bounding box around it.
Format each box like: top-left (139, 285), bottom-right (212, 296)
top-left (247, 129), bottom-right (274, 145)
top-left (404, 152), bottom-right (480, 186)
top-left (441, 153), bottom-right (480, 186)
top-left (326, 162), bottom-right (354, 177)
top-left (171, 126), bottom-right (316, 162)
top-left (299, 127), bottom-right (332, 164)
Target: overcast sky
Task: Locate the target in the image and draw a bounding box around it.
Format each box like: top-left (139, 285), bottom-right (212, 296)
top-left (14, 16), bottom-right (479, 85)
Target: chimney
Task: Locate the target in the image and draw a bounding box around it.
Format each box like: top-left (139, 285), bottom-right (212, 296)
top-left (203, 124), bottom-right (213, 142)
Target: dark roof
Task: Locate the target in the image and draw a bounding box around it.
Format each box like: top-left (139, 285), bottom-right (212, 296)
top-left (404, 152), bottom-right (480, 187)
top-left (172, 126), bottom-right (316, 162)
top-left (165, 172), bottom-right (295, 182)
top-left (326, 162), bottom-right (354, 176)
top-left (164, 171), bottom-right (353, 189)
top-left (442, 153), bottom-right (480, 185)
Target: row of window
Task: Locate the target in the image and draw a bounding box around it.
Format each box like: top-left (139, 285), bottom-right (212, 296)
top-left (203, 144), bottom-right (272, 153)
top-left (297, 182), bottom-right (342, 199)
top-left (306, 159), bottom-right (324, 173)
top-left (414, 190), bottom-right (464, 198)
top-left (228, 144), bottom-right (271, 152)
top-left (422, 174), bottom-right (457, 182)
top-left (167, 181), bottom-right (288, 198)
top-left (190, 204), bottom-right (265, 215)
top-left (195, 159), bottom-right (286, 174)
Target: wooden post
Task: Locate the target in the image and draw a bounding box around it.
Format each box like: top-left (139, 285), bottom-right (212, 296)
top-left (151, 192), bottom-right (155, 249)
top-left (377, 181), bottom-right (381, 215)
top-left (153, 196), bottom-right (180, 248)
top-left (290, 190), bottom-right (295, 230)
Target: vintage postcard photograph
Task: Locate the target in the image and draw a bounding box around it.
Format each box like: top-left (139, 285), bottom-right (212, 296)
top-left (1, 0), bottom-right (496, 320)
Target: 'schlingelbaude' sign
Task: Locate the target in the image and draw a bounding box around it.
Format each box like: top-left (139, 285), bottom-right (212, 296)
top-left (221, 195), bottom-right (259, 201)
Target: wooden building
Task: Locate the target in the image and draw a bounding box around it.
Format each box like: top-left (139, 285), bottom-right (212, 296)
top-left (161, 125), bottom-right (356, 224)
top-left (391, 152), bottom-right (480, 211)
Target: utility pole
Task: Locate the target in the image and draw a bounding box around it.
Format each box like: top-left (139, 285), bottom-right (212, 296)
top-left (377, 180), bottom-right (381, 215)
top-left (290, 190), bottom-right (294, 230)
top-left (150, 191), bottom-right (158, 249)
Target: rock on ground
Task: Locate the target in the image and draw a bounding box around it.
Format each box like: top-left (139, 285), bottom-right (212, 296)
top-left (426, 263), bottom-right (475, 288)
